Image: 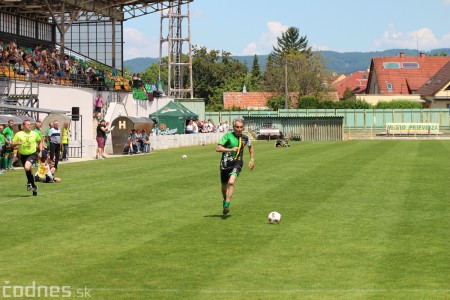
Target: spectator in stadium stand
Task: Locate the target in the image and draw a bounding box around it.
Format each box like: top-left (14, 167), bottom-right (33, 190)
top-left (98, 69), bottom-right (105, 83)
top-left (207, 120), bottom-right (215, 132)
top-left (151, 124), bottom-right (159, 136)
top-left (112, 67), bottom-right (118, 79)
top-left (218, 122), bottom-right (224, 133)
top-left (49, 120), bottom-right (61, 170)
top-left (64, 55), bottom-right (70, 73)
top-left (192, 120), bottom-right (199, 134)
top-left (224, 121), bottom-right (230, 132)
top-left (185, 120), bottom-right (194, 134)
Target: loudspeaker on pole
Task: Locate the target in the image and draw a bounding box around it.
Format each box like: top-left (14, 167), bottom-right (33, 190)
top-left (71, 107), bottom-right (80, 121)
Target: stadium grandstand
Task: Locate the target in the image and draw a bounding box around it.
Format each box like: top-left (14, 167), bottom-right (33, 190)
top-left (0, 0), bottom-right (200, 159)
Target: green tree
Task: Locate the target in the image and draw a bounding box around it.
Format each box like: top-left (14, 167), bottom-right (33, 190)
top-left (266, 96), bottom-right (286, 110)
top-left (289, 52), bottom-right (331, 98)
top-left (375, 100), bottom-right (422, 109)
top-left (271, 27), bottom-right (311, 109)
top-left (262, 54), bottom-right (283, 93)
top-left (334, 99), bottom-right (371, 109)
top-left (272, 27), bottom-right (311, 58)
top-left (263, 27), bottom-right (330, 108)
top-left (192, 46), bottom-right (248, 111)
top-left (297, 96), bottom-right (321, 109)
top-left (140, 57), bottom-right (168, 86)
top-left (248, 54), bottom-right (262, 91)
top-left (342, 87), bottom-right (354, 100)
top-left (251, 55), bottom-right (261, 79)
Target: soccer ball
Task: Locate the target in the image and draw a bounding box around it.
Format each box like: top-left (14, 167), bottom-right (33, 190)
top-left (182, 155), bottom-right (187, 160)
top-left (268, 211), bottom-right (281, 224)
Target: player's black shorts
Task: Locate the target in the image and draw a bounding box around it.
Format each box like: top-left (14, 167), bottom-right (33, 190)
top-left (4, 145), bottom-right (13, 154)
top-left (220, 164), bottom-right (243, 184)
top-left (20, 152), bottom-right (39, 166)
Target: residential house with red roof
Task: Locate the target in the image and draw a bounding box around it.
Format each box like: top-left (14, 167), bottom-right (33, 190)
top-left (414, 61), bottom-right (450, 109)
top-left (333, 71), bottom-right (368, 99)
top-left (363, 52), bottom-right (450, 107)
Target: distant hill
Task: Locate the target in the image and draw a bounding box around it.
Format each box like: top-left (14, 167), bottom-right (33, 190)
top-left (124, 48), bottom-right (450, 75)
top-left (123, 57), bottom-right (159, 74)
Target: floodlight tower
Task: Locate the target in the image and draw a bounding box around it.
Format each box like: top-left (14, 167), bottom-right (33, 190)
top-left (159, 0), bottom-right (193, 99)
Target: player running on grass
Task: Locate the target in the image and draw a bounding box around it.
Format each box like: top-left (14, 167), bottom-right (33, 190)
top-left (216, 118), bottom-right (254, 215)
top-left (11, 120), bottom-right (43, 196)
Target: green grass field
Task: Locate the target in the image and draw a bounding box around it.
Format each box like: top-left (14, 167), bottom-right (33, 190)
top-left (0, 141), bottom-right (449, 299)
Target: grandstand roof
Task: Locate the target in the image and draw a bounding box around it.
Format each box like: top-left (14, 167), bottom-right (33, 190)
top-left (0, 0), bottom-right (192, 22)
top-left (0, 104), bottom-right (69, 114)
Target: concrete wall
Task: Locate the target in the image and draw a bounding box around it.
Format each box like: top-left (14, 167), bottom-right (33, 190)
top-left (35, 83), bottom-right (175, 158)
top-left (148, 132), bottom-right (223, 150)
top-left (355, 94), bottom-right (422, 105)
top-left (33, 83), bottom-right (213, 157)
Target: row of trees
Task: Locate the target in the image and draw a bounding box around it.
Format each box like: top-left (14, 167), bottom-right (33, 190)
top-left (137, 26), bottom-right (334, 111)
top-left (266, 97), bottom-right (421, 110)
top-left (137, 27), bottom-right (420, 111)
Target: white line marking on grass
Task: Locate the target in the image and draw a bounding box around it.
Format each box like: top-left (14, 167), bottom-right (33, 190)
top-left (79, 288), bottom-right (450, 294)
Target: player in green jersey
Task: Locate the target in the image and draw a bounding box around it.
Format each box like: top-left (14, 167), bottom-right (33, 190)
top-left (11, 120), bottom-right (43, 196)
top-left (0, 124), bottom-right (5, 174)
top-left (216, 118), bottom-right (254, 215)
top-left (2, 119), bottom-right (15, 170)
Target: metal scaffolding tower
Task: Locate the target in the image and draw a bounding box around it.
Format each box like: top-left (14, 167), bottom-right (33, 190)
top-left (159, 0), bottom-right (193, 99)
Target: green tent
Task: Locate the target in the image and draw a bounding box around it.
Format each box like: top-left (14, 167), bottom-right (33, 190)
top-left (149, 101), bottom-right (198, 135)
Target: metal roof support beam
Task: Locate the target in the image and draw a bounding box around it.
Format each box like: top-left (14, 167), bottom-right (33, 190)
top-left (62, 0), bottom-right (124, 21)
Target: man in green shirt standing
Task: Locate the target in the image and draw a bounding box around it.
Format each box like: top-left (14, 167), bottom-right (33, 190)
top-left (216, 118), bottom-right (255, 215)
top-left (11, 120), bottom-right (43, 196)
top-left (33, 119), bottom-right (43, 166)
top-left (2, 119), bottom-right (15, 170)
top-left (33, 119), bottom-right (43, 140)
top-left (0, 124), bottom-right (5, 174)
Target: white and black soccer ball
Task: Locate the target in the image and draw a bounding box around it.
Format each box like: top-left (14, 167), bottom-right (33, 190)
top-left (268, 211), bottom-right (281, 224)
top-left (182, 154), bottom-right (187, 160)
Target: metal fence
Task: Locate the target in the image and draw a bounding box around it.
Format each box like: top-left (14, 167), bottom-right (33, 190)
top-left (245, 116), bottom-right (344, 142)
top-left (206, 109), bottom-right (450, 130)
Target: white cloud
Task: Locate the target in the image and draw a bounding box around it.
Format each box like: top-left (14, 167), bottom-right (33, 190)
top-left (260, 21), bottom-right (288, 51)
top-left (311, 44), bottom-right (328, 51)
top-left (123, 27), bottom-right (161, 59)
top-left (373, 25), bottom-right (449, 51)
top-left (191, 8), bottom-right (207, 18)
top-left (444, 0), bottom-right (450, 5)
top-left (240, 21), bottom-right (288, 55)
top-left (243, 42), bottom-right (257, 55)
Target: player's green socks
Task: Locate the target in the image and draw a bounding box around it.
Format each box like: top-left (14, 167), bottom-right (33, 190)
top-left (223, 201), bottom-right (230, 208)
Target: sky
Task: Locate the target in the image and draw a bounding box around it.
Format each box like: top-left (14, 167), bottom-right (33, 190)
top-left (123, 0), bottom-right (450, 60)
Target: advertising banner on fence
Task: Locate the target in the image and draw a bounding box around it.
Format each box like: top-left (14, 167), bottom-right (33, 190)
top-left (386, 123), bottom-right (440, 134)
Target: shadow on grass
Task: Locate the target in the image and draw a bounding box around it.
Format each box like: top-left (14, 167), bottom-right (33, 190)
top-left (203, 214), bottom-right (234, 220)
